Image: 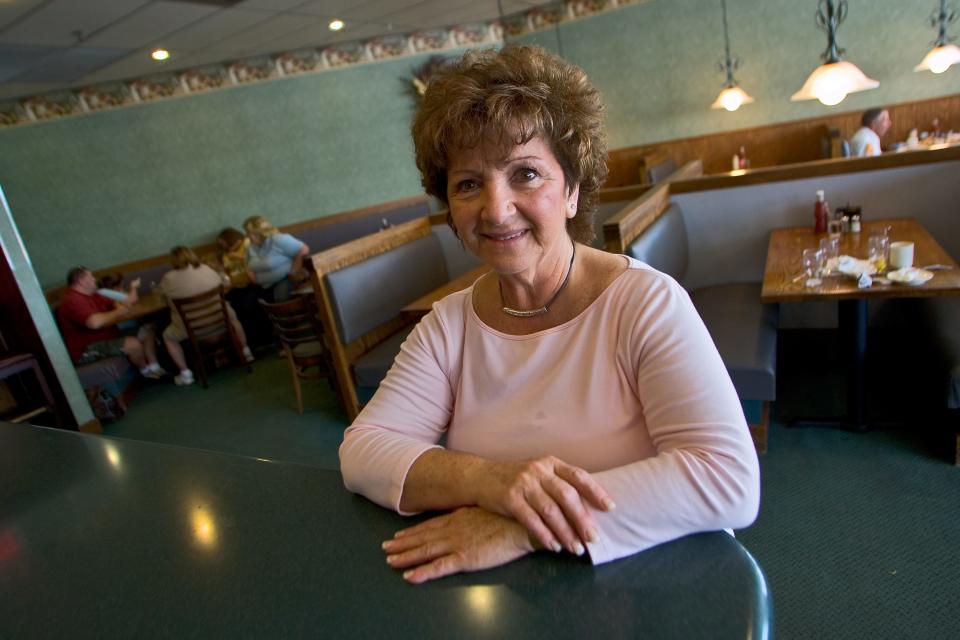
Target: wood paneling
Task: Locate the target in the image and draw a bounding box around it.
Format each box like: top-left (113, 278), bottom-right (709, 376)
top-left (670, 143), bottom-right (960, 193)
top-left (607, 92), bottom-right (960, 179)
top-left (602, 183), bottom-right (670, 254)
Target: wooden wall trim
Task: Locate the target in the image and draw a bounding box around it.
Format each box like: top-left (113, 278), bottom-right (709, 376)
top-left (607, 92), bottom-right (960, 179)
top-left (45, 193), bottom-right (431, 303)
top-left (602, 183), bottom-right (670, 254)
top-left (599, 184), bottom-right (648, 203)
top-left (283, 194), bottom-right (429, 236)
top-left (669, 144), bottom-right (960, 194)
top-left (310, 218), bottom-right (431, 277)
top-left (667, 159), bottom-right (704, 182)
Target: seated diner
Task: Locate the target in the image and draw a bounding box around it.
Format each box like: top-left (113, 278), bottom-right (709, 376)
top-left (56, 266), bottom-right (164, 379)
top-left (243, 215), bottom-right (310, 303)
top-left (340, 45), bottom-right (760, 584)
top-left (157, 246), bottom-right (254, 386)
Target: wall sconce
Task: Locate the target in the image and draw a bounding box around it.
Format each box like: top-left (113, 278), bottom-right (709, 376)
top-left (915, 0), bottom-right (960, 73)
top-left (791, 0), bottom-right (878, 106)
top-left (711, 0), bottom-right (754, 111)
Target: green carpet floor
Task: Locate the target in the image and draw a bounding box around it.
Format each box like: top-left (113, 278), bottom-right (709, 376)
top-left (102, 336), bottom-right (960, 639)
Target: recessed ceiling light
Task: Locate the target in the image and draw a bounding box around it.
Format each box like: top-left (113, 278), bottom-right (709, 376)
top-left (151, 48), bottom-right (170, 61)
top-left (329, 19), bottom-right (344, 31)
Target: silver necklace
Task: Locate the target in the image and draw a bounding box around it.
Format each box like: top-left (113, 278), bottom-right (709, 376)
top-left (499, 242), bottom-right (576, 318)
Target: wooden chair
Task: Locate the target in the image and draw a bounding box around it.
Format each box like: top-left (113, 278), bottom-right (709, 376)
top-left (309, 218), bottom-right (449, 420)
top-left (171, 286), bottom-right (250, 388)
top-left (0, 353), bottom-right (64, 426)
top-left (259, 295), bottom-right (336, 414)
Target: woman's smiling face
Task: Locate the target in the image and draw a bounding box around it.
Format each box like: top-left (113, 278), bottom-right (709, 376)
top-left (446, 135), bottom-right (578, 278)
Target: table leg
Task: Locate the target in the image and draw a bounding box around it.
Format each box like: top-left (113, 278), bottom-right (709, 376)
top-left (839, 299), bottom-right (868, 430)
top-left (791, 299), bottom-right (869, 431)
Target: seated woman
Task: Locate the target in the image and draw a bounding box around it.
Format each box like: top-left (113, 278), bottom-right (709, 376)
top-left (242, 216), bottom-right (310, 303)
top-left (340, 45), bottom-right (760, 584)
top-left (158, 246), bottom-right (254, 386)
top-left (214, 227), bottom-right (271, 348)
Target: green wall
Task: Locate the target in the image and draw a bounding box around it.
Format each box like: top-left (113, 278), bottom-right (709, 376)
top-left (524, 0), bottom-right (959, 148)
top-left (0, 55), bottom-right (432, 287)
top-left (1, 0), bottom-right (958, 288)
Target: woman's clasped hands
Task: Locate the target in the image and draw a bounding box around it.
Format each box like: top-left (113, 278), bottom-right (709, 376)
top-left (473, 455), bottom-right (615, 556)
top-left (383, 455), bottom-right (615, 584)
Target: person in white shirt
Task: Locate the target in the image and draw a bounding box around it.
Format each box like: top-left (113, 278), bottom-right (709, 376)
top-left (849, 108), bottom-right (891, 157)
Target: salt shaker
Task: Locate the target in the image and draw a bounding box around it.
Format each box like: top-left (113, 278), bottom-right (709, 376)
top-left (849, 212), bottom-right (861, 234)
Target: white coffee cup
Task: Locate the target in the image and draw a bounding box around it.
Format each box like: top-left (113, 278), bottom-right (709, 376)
top-left (889, 241), bottom-right (914, 269)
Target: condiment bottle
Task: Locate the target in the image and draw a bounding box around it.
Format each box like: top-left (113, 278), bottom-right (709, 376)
top-left (814, 189), bottom-right (829, 234)
top-left (849, 212), bottom-right (861, 234)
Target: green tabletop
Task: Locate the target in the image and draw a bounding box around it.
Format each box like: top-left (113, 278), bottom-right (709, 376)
top-left (0, 422), bottom-right (772, 638)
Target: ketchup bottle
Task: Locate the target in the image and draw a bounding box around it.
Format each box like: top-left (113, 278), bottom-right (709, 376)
top-left (814, 189), bottom-right (829, 234)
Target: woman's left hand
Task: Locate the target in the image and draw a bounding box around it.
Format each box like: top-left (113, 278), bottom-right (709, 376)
top-left (383, 507), bottom-right (534, 584)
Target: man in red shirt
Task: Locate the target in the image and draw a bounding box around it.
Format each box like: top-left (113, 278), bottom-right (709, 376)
top-left (57, 267), bottom-right (164, 378)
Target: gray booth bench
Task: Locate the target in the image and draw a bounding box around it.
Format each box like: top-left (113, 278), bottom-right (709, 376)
top-left (311, 218), bottom-right (479, 419)
top-left (605, 185), bottom-right (779, 452)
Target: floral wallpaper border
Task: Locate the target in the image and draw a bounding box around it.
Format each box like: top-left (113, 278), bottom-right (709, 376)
top-left (0, 0), bottom-right (643, 129)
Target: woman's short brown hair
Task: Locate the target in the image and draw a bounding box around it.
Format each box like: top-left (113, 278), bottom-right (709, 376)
top-left (170, 246), bottom-right (201, 270)
top-left (217, 227), bottom-right (245, 249)
top-left (411, 45), bottom-right (608, 244)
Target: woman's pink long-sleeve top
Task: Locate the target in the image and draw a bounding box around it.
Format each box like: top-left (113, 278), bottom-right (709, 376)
top-left (340, 258), bottom-right (760, 564)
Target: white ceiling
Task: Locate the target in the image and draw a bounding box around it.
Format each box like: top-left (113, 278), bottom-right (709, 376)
top-left (0, 0), bottom-right (554, 100)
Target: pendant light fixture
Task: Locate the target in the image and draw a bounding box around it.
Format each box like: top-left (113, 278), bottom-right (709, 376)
top-left (791, 0), bottom-right (878, 106)
top-left (711, 0), bottom-right (753, 111)
top-left (915, 0), bottom-right (960, 74)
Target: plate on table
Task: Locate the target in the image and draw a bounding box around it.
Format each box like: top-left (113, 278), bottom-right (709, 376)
top-left (887, 267), bottom-right (934, 286)
top-left (837, 255), bottom-right (877, 278)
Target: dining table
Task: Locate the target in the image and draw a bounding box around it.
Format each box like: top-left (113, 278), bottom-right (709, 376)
top-left (400, 265), bottom-right (489, 322)
top-left (761, 217), bottom-right (960, 429)
top-left (0, 421), bottom-right (772, 639)
top-left (112, 289), bottom-right (167, 323)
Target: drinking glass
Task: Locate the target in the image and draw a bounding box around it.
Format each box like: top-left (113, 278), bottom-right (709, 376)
top-left (868, 234), bottom-right (890, 273)
top-left (827, 219), bottom-right (844, 238)
top-left (802, 248), bottom-right (824, 287)
top-left (819, 237), bottom-right (840, 274)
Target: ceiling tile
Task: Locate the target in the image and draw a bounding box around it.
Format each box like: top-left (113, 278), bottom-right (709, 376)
top-left (75, 49), bottom-right (175, 84)
top-left (83, 1), bottom-right (220, 48)
top-left (256, 21), bottom-right (332, 52)
top-left (0, 42), bottom-right (56, 82)
top-left (343, 0), bottom-right (434, 24)
top-left (0, 0), bottom-right (49, 32)
top-left (0, 0), bottom-right (150, 47)
top-left (323, 23), bottom-right (391, 46)
top-left (232, 0), bottom-right (310, 10)
top-left (11, 46), bottom-right (133, 83)
top-left (205, 13), bottom-right (324, 53)
top-left (158, 7), bottom-right (275, 53)
top-left (287, 0), bottom-right (369, 18)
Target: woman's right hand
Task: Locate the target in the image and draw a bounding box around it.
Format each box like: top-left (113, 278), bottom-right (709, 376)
top-left (471, 456), bottom-right (615, 556)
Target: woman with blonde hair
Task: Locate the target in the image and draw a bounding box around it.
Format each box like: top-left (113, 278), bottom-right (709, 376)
top-left (158, 245), bottom-right (253, 386)
top-left (243, 215), bottom-right (309, 303)
top-left (340, 45), bottom-right (759, 583)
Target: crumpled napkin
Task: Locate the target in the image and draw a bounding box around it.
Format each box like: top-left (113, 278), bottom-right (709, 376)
top-left (857, 271), bottom-right (872, 288)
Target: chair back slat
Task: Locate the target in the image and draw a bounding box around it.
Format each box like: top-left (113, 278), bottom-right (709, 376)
top-left (171, 286), bottom-right (247, 387)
